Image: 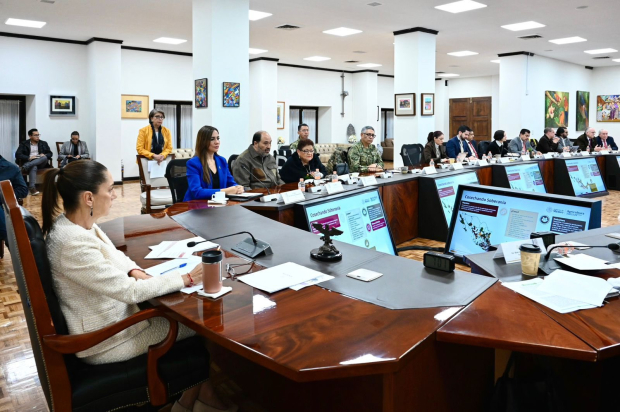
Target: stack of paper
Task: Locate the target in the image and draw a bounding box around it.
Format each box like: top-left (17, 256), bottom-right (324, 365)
top-left (146, 237), bottom-right (218, 259)
top-left (145, 256), bottom-right (202, 294)
top-left (148, 160), bottom-right (168, 178)
top-left (503, 270), bottom-right (615, 313)
top-left (553, 254), bottom-right (610, 270)
top-left (238, 262), bottom-right (332, 293)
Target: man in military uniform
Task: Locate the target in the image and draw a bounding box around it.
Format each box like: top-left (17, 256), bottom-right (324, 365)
top-left (325, 147), bottom-right (347, 174)
top-left (348, 126), bottom-right (384, 173)
top-left (289, 123), bottom-right (318, 153)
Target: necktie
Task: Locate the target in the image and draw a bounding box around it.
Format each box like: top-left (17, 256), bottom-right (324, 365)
top-left (459, 139), bottom-right (464, 153)
top-left (604, 140), bottom-right (608, 148)
top-left (522, 141), bottom-right (526, 154)
top-left (469, 142), bottom-right (478, 158)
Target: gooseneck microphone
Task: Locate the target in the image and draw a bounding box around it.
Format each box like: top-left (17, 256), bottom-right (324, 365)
top-left (187, 231), bottom-right (273, 259)
top-left (242, 165), bottom-right (272, 195)
top-left (544, 243), bottom-right (620, 260)
top-left (403, 148), bottom-right (413, 167)
top-left (187, 231), bottom-right (258, 248)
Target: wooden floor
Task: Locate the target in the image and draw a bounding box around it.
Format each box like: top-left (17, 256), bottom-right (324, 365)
top-left (1, 180), bottom-right (619, 411)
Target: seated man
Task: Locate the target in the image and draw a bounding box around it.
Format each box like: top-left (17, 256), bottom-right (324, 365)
top-left (58, 131), bottom-right (90, 167)
top-left (348, 126), bottom-right (384, 173)
top-left (446, 125), bottom-right (472, 159)
top-left (597, 129), bottom-right (618, 150)
top-left (508, 129), bottom-right (540, 154)
top-left (555, 127), bottom-right (572, 152)
top-left (536, 128), bottom-right (560, 154)
top-left (0, 154), bottom-right (28, 246)
top-left (575, 127), bottom-right (599, 152)
top-left (232, 131), bottom-right (285, 189)
top-left (325, 147), bottom-right (348, 175)
top-left (289, 123), bottom-right (318, 153)
top-left (15, 128), bottom-right (53, 196)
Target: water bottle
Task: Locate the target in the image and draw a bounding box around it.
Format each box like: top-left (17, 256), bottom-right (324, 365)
top-left (298, 178), bottom-right (305, 192)
top-left (331, 172), bottom-right (338, 183)
top-left (202, 250), bottom-right (223, 294)
top-left (429, 158), bottom-right (435, 168)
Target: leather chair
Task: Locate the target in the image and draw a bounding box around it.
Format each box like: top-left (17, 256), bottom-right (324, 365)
top-left (136, 155), bottom-right (175, 214)
top-left (400, 144), bottom-right (423, 167)
top-left (227, 154), bottom-right (239, 175)
top-left (1, 180), bottom-right (210, 412)
top-left (478, 141), bottom-right (491, 156)
top-left (56, 142), bottom-right (63, 167)
top-left (165, 158), bottom-right (190, 204)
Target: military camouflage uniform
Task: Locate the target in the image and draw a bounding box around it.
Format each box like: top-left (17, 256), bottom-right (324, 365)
top-left (325, 148), bottom-right (347, 174)
top-left (289, 138), bottom-right (318, 153)
top-left (348, 142), bottom-right (384, 173)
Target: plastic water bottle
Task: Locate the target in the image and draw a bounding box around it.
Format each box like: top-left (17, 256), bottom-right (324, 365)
top-left (298, 178), bottom-right (305, 192)
top-left (429, 158), bottom-right (435, 168)
top-left (332, 172), bottom-right (338, 183)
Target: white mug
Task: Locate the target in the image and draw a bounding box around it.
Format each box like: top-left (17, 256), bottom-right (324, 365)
top-left (211, 191), bottom-right (226, 202)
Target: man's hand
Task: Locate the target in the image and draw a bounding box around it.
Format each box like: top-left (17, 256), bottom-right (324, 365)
top-left (76, 155), bottom-right (81, 159)
top-left (29, 156), bottom-right (37, 161)
top-left (67, 155), bottom-right (73, 158)
top-left (594, 145), bottom-right (603, 152)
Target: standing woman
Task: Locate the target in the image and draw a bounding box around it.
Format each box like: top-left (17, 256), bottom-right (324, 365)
top-left (136, 109), bottom-right (172, 164)
top-left (184, 126), bottom-right (244, 201)
top-left (489, 130), bottom-right (508, 157)
top-left (423, 131), bottom-right (448, 164)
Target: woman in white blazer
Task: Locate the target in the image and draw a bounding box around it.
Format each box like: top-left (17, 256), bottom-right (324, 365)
top-left (41, 161), bottom-right (234, 412)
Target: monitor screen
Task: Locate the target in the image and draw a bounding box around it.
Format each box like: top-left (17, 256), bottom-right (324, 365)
top-left (435, 172), bottom-right (480, 223)
top-left (503, 163), bottom-right (546, 193)
top-left (447, 187), bottom-right (595, 258)
top-left (565, 157), bottom-right (606, 196)
top-left (302, 189), bottom-right (396, 255)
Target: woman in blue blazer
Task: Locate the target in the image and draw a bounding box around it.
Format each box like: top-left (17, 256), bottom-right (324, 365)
top-left (184, 126), bottom-right (244, 201)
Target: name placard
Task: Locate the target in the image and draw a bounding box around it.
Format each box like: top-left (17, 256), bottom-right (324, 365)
top-left (325, 182), bottom-right (344, 194)
top-left (543, 153), bottom-right (554, 159)
top-left (600, 150), bottom-right (611, 154)
top-left (476, 159), bottom-right (488, 166)
top-left (520, 154), bottom-right (530, 162)
top-left (281, 189), bottom-right (306, 205)
top-left (422, 166), bottom-right (438, 174)
top-left (450, 163), bottom-right (464, 170)
top-left (358, 176), bottom-right (378, 186)
top-left (499, 157), bottom-right (511, 164)
top-left (562, 152), bottom-right (572, 158)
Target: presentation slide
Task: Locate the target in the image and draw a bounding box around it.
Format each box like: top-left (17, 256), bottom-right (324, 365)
top-left (565, 158), bottom-right (606, 196)
top-left (435, 172), bottom-right (480, 223)
top-left (504, 164), bottom-right (546, 193)
top-left (448, 189), bottom-right (592, 257)
top-left (304, 190), bottom-right (396, 255)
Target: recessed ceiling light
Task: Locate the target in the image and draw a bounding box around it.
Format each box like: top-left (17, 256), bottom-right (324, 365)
top-left (501, 21), bottom-right (546, 31)
top-left (447, 50), bottom-right (479, 57)
top-left (435, 0), bottom-right (487, 13)
top-left (5, 18), bottom-right (46, 28)
top-left (304, 56), bottom-right (331, 61)
top-left (249, 48), bottom-right (268, 55)
top-left (549, 36), bottom-right (587, 45)
top-left (585, 48), bottom-right (618, 54)
top-left (357, 63), bottom-right (382, 68)
top-left (249, 10), bottom-right (272, 21)
top-left (612, 59), bottom-right (620, 63)
top-left (440, 73), bottom-right (460, 77)
top-left (490, 60), bottom-right (500, 63)
top-left (576, 5), bottom-right (588, 9)
top-left (323, 27), bottom-right (362, 37)
top-left (153, 37), bottom-right (187, 45)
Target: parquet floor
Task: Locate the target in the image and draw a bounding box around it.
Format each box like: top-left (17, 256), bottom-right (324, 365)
top-left (1, 180), bottom-right (619, 411)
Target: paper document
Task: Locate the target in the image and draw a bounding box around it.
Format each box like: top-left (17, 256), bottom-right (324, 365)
top-left (289, 274), bottom-right (334, 291)
top-left (502, 278), bottom-right (597, 313)
top-left (238, 262), bottom-right (327, 293)
top-left (144, 256), bottom-right (202, 293)
top-left (145, 237), bottom-right (218, 259)
top-left (536, 270), bottom-right (613, 307)
top-left (148, 160), bottom-right (167, 179)
top-left (553, 254), bottom-right (610, 271)
top-left (493, 238), bottom-right (545, 264)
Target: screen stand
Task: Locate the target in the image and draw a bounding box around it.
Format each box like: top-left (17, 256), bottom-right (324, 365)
top-left (310, 248), bottom-right (342, 262)
top-left (538, 253), bottom-right (562, 276)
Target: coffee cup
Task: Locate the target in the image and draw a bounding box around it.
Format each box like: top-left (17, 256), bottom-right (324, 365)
top-left (350, 172), bottom-right (360, 178)
top-left (202, 250), bottom-right (223, 293)
top-left (448, 158), bottom-right (455, 164)
top-left (211, 191), bottom-right (226, 202)
top-left (399, 166), bottom-right (408, 173)
top-left (519, 243), bottom-right (541, 276)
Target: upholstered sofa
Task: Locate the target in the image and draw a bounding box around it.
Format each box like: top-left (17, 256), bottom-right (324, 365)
top-left (171, 148), bottom-right (194, 159)
top-left (381, 139), bottom-right (394, 161)
top-left (314, 143), bottom-right (352, 163)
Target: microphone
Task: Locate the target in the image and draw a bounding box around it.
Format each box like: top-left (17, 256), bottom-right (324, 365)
top-left (187, 231), bottom-right (273, 259)
top-left (242, 165), bottom-right (272, 195)
top-left (187, 231), bottom-right (257, 247)
top-left (403, 148), bottom-right (413, 167)
top-left (544, 243), bottom-right (620, 260)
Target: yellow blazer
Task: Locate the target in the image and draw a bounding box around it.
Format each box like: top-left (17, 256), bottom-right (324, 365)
top-left (136, 125), bottom-right (173, 159)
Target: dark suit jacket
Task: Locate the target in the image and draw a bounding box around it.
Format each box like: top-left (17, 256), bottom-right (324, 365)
top-left (575, 134), bottom-right (596, 152)
top-left (536, 136), bottom-right (559, 154)
top-left (489, 140), bottom-right (507, 157)
top-left (423, 141), bottom-right (448, 163)
top-left (446, 136), bottom-right (471, 158)
top-left (0, 155), bottom-right (28, 241)
top-left (14, 139), bottom-right (53, 163)
top-left (597, 136), bottom-right (618, 150)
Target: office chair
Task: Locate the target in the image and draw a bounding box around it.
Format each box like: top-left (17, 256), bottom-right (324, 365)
top-left (165, 158), bottom-right (190, 204)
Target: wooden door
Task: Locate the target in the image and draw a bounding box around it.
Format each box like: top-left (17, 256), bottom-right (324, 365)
top-left (449, 97), bottom-right (492, 142)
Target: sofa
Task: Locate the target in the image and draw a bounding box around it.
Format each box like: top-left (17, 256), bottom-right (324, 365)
top-left (171, 148), bottom-right (194, 159)
top-left (381, 138), bottom-right (394, 161)
top-left (315, 143), bottom-right (353, 164)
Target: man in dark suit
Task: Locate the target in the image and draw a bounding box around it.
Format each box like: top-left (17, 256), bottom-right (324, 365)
top-left (597, 129), bottom-right (618, 150)
top-left (508, 129), bottom-right (540, 154)
top-left (446, 125), bottom-right (472, 158)
top-left (0, 154), bottom-right (28, 250)
top-left (575, 127), bottom-right (599, 152)
top-left (15, 128), bottom-right (53, 195)
top-left (464, 128), bottom-right (479, 159)
top-left (536, 128), bottom-right (561, 154)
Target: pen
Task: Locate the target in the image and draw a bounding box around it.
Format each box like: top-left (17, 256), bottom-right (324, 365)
top-left (160, 263), bottom-right (187, 275)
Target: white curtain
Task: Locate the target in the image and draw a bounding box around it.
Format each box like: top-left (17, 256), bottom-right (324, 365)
top-left (180, 105), bottom-right (193, 149)
top-left (0, 100), bottom-right (19, 159)
top-left (155, 104), bottom-right (177, 148)
top-left (385, 111), bottom-right (394, 140)
top-left (289, 110), bottom-right (300, 145)
top-left (302, 110), bottom-right (317, 142)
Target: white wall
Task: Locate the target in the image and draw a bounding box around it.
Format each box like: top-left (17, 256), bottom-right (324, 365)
top-left (590, 66), bottom-right (620, 138)
top-left (378, 76), bottom-right (394, 109)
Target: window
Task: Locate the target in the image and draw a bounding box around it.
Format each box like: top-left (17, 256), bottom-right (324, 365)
top-left (380, 109), bottom-right (394, 141)
top-left (289, 106), bottom-right (319, 143)
top-left (153, 100), bottom-right (193, 149)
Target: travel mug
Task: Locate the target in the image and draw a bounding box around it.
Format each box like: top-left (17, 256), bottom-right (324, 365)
top-left (202, 250), bottom-right (223, 293)
top-left (519, 244), bottom-right (541, 277)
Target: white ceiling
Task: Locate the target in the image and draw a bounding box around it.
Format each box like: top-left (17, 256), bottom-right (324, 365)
top-left (1, 0), bottom-right (619, 78)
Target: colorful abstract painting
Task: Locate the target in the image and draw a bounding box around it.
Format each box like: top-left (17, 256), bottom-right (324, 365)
top-left (576, 91), bottom-right (590, 131)
top-left (223, 82), bottom-right (240, 107)
top-left (120, 95), bottom-right (149, 119)
top-left (545, 91), bottom-right (569, 128)
top-left (126, 100), bottom-right (142, 113)
top-left (596, 95), bottom-right (620, 122)
top-left (195, 78), bottom-right (208, 108)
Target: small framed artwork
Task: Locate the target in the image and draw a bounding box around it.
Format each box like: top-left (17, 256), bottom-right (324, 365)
top-left (121, 95), bottom-right (149, 119)
top-left (421, 93), bottom-right (435, 116)
top-left (223, 82), bottom-right (240, 107)
top-left (277, 101), bottom-right (285, 129)
top-left (395, 93), bottom-right (415, 116)
top-left (50, 96), bottom-right (76, 116)
top-left (195, 78), bottom-right (208, 108)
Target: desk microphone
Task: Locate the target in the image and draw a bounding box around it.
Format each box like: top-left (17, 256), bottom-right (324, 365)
top-left (403, 148), bottom-right (413, 167)
top-left (187, 231), bottom-right (273, 259)
top-left (241, 165), bottom-right (280, 202)
top-left (544, 243), bottom-right (620, 260)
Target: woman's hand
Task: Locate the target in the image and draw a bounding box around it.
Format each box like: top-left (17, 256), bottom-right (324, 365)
top-left (153, 154), bottom-right (164, 164)
top-left (182, 265), bottom-right (203, 287)
top-left (222, 186), bottom-right (244, 195)
top-left (129, 269), bottom-right (152, 280)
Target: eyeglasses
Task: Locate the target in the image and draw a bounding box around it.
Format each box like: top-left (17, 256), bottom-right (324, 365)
top-left (300, 149), bottom-right (314, 154)
top-left (363, 133), bottom-right (376, 138)
top-left (226, 262), bottom-right (254, 280)
top-left (153, 116), bottom-right (165, 119)
top-left (31, 134), bottom-right (40, 137)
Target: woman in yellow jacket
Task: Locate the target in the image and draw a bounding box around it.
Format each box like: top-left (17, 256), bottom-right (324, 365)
top-left (136, 109), bottom-right (172, 164)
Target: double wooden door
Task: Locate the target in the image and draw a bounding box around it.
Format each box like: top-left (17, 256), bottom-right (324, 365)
top-left (449, 97), bottom-right (492, 142)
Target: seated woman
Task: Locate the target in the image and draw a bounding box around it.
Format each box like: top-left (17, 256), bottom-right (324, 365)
top-left (42, 161), bottom-right (234, 412)
top-left (489, 130), bottom-right (508, 157)
top-left (185, 126), bottom-right (244, 201)
top-left (423, 131), bottom-right (448, 164)
top-left (136, 109), bottom-right (172, 165)
top-left (280, 139), bottom-right (327, 183)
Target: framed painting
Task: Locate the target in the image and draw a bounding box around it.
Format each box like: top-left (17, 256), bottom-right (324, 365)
top-left (121, 95), bottom-right (149, 119)
top-left (596, 95), bottom-right (620, 122)
top-left (223, 82), bottom-right (240, 107)
top-left (50, 96), bottom-right (75, 116)
top-left (395, 93), bottom-right (415, 116)
top-left (195, 78), bottom-right (208, 108)
top-left (576, 91), bottom-right (590, 131)
top-left (421, 93), bottom-right (435, 116)
top-left (544, 91), bottom-right (568, 128)
top-left (277, 101), bottom-right (285, 129)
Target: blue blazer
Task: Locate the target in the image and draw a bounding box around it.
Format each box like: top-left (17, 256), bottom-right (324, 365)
top-left (446, 136), bottom-right (472, 158)
top-left (184, 155), bottom-right (237, 201)
top-left (597, 136), bottom-right (618, 150)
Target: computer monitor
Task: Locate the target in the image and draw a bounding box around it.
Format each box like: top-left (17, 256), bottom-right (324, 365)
top-left (445, 184), bottom-right (602, 259)
top-left (553, 157), bottom-right (608, 198)
top-left (605, 156), bottom-right (620, 190)
top-left (435, 172), bottom-right (480, 224)
top-left (492, 163), bottom-right (546, 193)
top-left (297, 187), bottom-right (397, 255)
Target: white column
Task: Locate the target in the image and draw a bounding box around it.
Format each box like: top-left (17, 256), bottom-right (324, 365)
top-left (498, 53), bottom-right (532, 138)
top-left (249, 58), bottom-right (278, 140)
top-left (87, 40), bottom-right (122, 181)
top-left (352, 71), bottom-right (379, 140)
top-left (192, 0), bottom-right (250, 159)
top-left (393, 28), bottom-right (437, 167)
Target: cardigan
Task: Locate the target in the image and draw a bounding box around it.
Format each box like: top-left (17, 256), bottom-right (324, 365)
top-left (136, 125), bottom-right (173, 159)
top-left (184, 155), bottom-right (237, 200)
top-left (280, 152), bottom-right (327, 183)
top-left (46, 214), bottom-right (185, 359)
top-left (58, 140), bottom-right (91, 167)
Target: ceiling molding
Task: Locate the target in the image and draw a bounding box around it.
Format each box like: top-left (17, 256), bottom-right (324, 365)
top-left (497, 51), bottom-right (535, 57)
top-left (249, 57), bottom-right (280, 63)
top-left (585, 66), bottom-right (594, 70)
top-left (0, 31), bottom-right (87, 45)
top-left (277, 63), bottom-right (381, 75)
top-left (85, 37), bottom-right (123, 45)
top-left (393, 27), bottom-right (439, 36)
top-left (349, 69), bottom-right (379, 73)
top-left (122, 46), bottom-right (192, 57)
top-left (378, 74), bottom-right (394, 78)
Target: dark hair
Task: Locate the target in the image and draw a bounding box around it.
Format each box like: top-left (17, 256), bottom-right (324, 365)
top-left (555, 127), bottom-right (566, 136)
top-left (194, 125), bottom-right (219, 186)
top-left (467, 127), bottom-right (473, 133)
top-left (520, 129), bottom-right (530, 135)
top-left (148, 109), bottom-right (165, 137)
top-left (41, 160), bottom-right (109, 235)
top-left (71, 131), bottom-right (79, 137)
top-left (28, 128), bottom-right (38, 136)
top-left (427, 131), bottom-right (444, 142)
top-left (297, 139), bottom-right (315, 152)
top-left (252, 131), bottom-right (265, 144)
top-left (493, 130), bottom-right (505, 141)
top-left (457, 125), bottom-right (469, 134)
top-left (298, 123), bottom-right (309, 132)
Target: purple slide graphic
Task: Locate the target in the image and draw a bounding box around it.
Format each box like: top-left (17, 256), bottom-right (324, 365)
top-left (371, 218), bottom-right (387, 231)
top-left (310, 215), bottom-right (341, 234)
